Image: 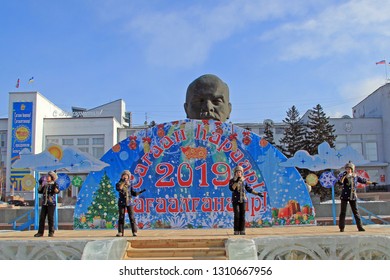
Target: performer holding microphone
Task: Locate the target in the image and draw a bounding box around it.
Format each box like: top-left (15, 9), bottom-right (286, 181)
top-left (34, 171), bottom-right (60, 237)
top-left (116, 170), bottom-right (146, 237)
top-left (337, 161), bottom-right (376, 232)
top-left (229, 165), bottom-right (263, 235)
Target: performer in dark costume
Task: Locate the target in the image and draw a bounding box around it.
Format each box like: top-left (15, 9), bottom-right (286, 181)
top-left (34, 171), bottom-right (60, 237)
top-left (338, 161), bottom-right (375, 232)
top-left (116, 170), bottom-right (145, 237)
top-left (229, 165), bottom-right (263, 235)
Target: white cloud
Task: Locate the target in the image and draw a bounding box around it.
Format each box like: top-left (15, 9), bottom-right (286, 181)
top-left (339, 76), bottom-right (386, 102)
top-left (123, 2), bottom-right (251, 67)
top-left (326, 76), bottom-right (387, 117)
top-left (127, 12), bottom-right (214, 67)
top-left (261, 0), bottom-right (390, 60)
top-left (93, 0), bottom-right (390, 68)
top-left (98, 0), bottom-right (320, 67)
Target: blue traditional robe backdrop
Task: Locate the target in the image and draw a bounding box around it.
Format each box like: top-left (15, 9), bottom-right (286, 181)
top-left (74, 119), bottom-right (315, 229)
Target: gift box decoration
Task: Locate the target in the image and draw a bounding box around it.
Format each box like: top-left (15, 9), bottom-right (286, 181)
top-left (288, 200), bottom-right (301, 215)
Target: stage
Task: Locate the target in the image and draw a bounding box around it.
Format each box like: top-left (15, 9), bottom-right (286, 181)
top-left (1, 225), bottom-right (389, 260)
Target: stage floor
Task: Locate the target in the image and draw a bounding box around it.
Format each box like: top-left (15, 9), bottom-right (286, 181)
top-left (1, 224), bottom-right (389, 241)
top-left (1, 225), bottom-right (390, 260)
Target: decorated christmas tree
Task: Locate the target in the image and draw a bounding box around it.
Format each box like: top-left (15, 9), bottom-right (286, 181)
top-left (80, 172), bottom-right (118, 229)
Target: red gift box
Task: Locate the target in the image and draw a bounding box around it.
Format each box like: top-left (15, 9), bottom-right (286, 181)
top-left (288, 200), bottom-right (301, 215)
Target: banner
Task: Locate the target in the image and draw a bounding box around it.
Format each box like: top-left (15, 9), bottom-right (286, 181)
top-left (74, 119), bottom-right (315, 229)
top-left (10, 102), bottom-right (33, 191)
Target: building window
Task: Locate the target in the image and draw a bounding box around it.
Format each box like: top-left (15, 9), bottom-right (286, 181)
top-left (348, 135), bottom-right (361, 141)
top-left (77, 138), bottom-right (89, 145)
top-left (92, 147), bottom-right (104, 158)
top-left (92, 138), bottom-right (104, 145)
top-left (0, 132), bottom-right (6, 147)
top-left (363, 134), bottom-right (377, 141)
top-left (47, 139), bottom-right (59, 144)
top-left (365, 142), bottom-right (378, 161)
top-left (62, 139), bottom-right (74, 146)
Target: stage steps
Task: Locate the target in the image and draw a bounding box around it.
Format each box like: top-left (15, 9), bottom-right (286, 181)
top-left (124, 238), bottom-right (228, 260)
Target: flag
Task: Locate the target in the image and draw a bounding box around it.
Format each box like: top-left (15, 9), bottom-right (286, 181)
top-left (28, 77), bottom-right (34, 84)
top-left (16, 78), bottom-right (20, 88)
top-left (376, 60), bottom-right (386, 65)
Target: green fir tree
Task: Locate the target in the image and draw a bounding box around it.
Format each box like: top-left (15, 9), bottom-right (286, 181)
top-left (305, 104), bottom-right (337, 154)
top-left (86, 172), bottom-right (118, 229)
top-left (278, 105), bottom-right (306, 157)
top-left (263, 120), bottom-right (275, 145)
top-left (303, 104), bottom-right (337, 201)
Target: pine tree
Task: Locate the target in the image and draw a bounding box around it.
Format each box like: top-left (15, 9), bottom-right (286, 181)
top-left (263, 120), bottom-right (275, 145)
top-left (304, 104), bottom-right (337, 202)
top-left (305, 104), bottom-right (337, 155)
top-left (278, 106), bottom-right (306, 157)
top-left (86, 172), bottom-right (118, 229)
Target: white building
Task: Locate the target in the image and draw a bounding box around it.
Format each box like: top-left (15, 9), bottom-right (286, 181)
top-left (1, 84), bottom-right (389, 200)
top-left (1, 91), bottom-right (129, 200)
top-left (231, 84), bottom-right (390, 185)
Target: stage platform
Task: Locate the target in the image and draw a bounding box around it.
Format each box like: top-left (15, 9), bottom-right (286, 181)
top-left (2, 224), bottom-right (390, 240)
top-left (1, 225), bottom-right (389, 260)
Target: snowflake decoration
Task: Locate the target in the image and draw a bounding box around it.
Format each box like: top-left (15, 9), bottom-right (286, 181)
top-left (319, 171), bottom-right (337, 188)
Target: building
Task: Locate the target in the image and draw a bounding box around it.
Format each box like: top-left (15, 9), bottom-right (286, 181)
top-left (352, 82), bottom-right (390, 182)
top-left (230, 84), bottom-right (390, 185)
top-left (1, 83), bottom-right (389, 200)
top-left (1, 91), bottom-right (131, 200)
top-left (237, 116), bottom-right (386, 184)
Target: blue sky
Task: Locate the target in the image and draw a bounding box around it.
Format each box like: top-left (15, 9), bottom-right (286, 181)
top-left (1, 0), bottom-right (390, 126)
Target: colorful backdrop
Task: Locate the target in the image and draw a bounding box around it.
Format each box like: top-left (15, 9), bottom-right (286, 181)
top-left (74, 119), bottom-right (315, 230)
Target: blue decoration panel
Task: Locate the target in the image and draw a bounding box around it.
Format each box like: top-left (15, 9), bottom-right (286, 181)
top-left (74, 119), bottom-right (315, 229)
